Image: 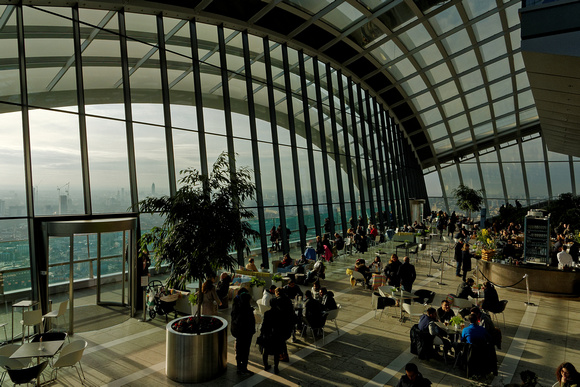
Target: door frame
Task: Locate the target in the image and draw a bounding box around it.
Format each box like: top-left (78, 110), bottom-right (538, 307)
top-left (40, 217), bottom-right (137, 335)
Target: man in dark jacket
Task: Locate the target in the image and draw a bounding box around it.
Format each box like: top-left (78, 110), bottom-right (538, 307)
top-left (398, 256), bottom-right (416, 293)
top-left (230, 289), bottom-right (255, 375)
top-left (454, 240), bottom-right (464, 277)
top-left (396, 363), bottom-right (432, 387)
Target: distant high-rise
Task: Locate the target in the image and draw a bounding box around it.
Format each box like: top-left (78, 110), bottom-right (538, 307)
top-left (59, 195), bottom-right (68, 214)
top-left (151, 183), bottom-right (155, 195)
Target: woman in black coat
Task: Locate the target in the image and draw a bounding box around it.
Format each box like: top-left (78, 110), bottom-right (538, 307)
top-left (230, 289), bottom-right (256, 375)
top-left (461, 243), bottom-right (472, 282)
top-left (260, 304), bottom-right (288, 374)
top-left (481, 281), bottom-right (501, 313)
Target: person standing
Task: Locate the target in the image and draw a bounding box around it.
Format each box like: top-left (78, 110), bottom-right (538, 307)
top-left (200, 279), bottom-right (221, 315)
top-left (461, 243), bottom-right (472, 282)
top-left (398, 256), bottom-right (416, 293)
top-left (454, 239), bottom-right (464, 277)
top-left (230, 289), bottom-right (255, 375)
top-left (385, 254), bottom-right (402, 287)
top-left (260, 301), bottom-right (288, 374)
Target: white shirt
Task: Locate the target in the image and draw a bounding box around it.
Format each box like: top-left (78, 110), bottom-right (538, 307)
top-left (557, 250), bottom-right (573, 268)
top-left (261, 290), bottom-right (273, 306)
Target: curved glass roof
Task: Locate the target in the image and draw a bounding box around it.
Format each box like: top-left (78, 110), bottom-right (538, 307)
top-left (276, 0), bottom-right (538, 168)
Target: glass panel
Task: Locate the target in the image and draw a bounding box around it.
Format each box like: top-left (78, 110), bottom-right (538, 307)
top-left (30, 110), bottom-right (84, 215)
top-left (472, 13), bottom-right (501, 41)
top-left (525, 162), bottom-right (548, 200)
top-left (500, 143), bottom-right (520, 162)
top-left (298, 147), bottom-right (312, 205)
top-left (441, 29), bottom-right (471, 56)
top-left (388, 58), bottom-right (415, 81)
top-left (172, 129), bottom-right (201, 189)
top-left (419, 108), bottom-right (442, 127)
top-left (463, 0), bottom-right (496, 19)
top-left (451, 51), bottom-right (478, 74)
top-left (459, 70), bottom-right (484, 92)
top-left (234, 138), bottom-right (256, 207)
top-left (549, 162), bottom-right (572, 197)
top-left (503, 163), bottom-right (526, 199)
top-left (413, 91), bottom-right (436, 111)
top-left (448, 114), bottom-right (468, 133)
top-left (285, 0), bottom-right (333, 14)
top-left (434, 138), bottom-right (452, 154)
top-left (454, 130), bottom-right (472, 147)
top-left (425, 63), bottom-right (452, 86)
top-left (259, 142), bottom-right (277, 207)
top-left (441, 98), bottom-right (463, 117)
top-left (321, 2), bottom-right (363, 30)
top-left (0, 6), bottom-right (20, 105)
top-left (480, 37), bottom-right (507, 63)
top-left (465, 88), bottom-right (487, 109)
top-left (0, 111), bottom-right (26, 217)
top-left (370, 39), bottom-right (404, 64)
top-left (434, 81), bottom-right (459, 102)
top-left (493, 97), bottom-right (514, 117)
top-left (399, 24), bottom-right (431, 50)
top-left (522, 137), bottom-right (544, 162)
top-left (86, 116), bottom-right (131, 213)
top-left (0, 219), bottom-right (30, 293)
top-left (24, 6), bottom-right (77, 112)
top-left (458, 163), bottom-right (481, 190)
top-left (424, 171), bottom-right (442, 197)
top-left (134, 123), bottom-right (169, 201)
top-left (279, 145), bottom-right (296, 205)
top-left (440, 165), bottom-right (460, 198)
top-left (547, 149), bottom-right (569, 162)
top-left (427, 124), bottom-right (447, 141)
top-left (480, 163), bottom-right (503, 199)
top-left (413, 43), bottom-right (443, 67)
top-left (429, 5), bottom-right (462, 35)
top-left (400, 75), bottom-right (427, 96)
top-left (377, 1), bottom-right (416, 31)
top-left (80, 9), bottom-right (124, 120)
top-left (485, 58), bottom-right (510, 82)
top-left (575, 163), bottom-right (580, 195)
top-left (473, 122), bottom-right (494, 139)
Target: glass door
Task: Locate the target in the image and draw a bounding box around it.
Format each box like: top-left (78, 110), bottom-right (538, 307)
top-left (43, 218), bottom-right (137, 335)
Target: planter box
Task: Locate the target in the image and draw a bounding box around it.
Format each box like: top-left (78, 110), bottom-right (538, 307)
top-left (250, 285), bottom-right (264, 301)
top-left (166, 315), bottom-right (228, 383)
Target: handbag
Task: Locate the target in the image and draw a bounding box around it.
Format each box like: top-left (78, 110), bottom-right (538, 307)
top-left (256, 334), bottom-right (265, 354)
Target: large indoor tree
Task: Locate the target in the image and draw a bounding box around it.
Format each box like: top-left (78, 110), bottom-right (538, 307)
top-left (452, 184), bottom-right (485, 220)
top-left (138, 152), bottom-right (259, 322)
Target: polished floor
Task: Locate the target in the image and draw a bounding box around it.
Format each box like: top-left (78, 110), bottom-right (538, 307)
top-left (11, 238), bottom-right (580, 386)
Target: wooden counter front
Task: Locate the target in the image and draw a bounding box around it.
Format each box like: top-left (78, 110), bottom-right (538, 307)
top-left (478, 260), bottom-right (580, 295)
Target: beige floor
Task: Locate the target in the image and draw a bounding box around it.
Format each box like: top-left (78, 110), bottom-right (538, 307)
top-left (11, 239), bottom-right (580, 387)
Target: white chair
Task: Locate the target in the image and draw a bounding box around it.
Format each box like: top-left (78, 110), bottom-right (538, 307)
top-left (344, 237), bottom-right (352, 255)
top-left (51, 339), bottom-right (88, 384)
top-left (300, 314), bottom-right (326, 347)
top-left (371, 293), bottom-right (396, 321)
top-left (351, 271), bottom-right (367, 288)
top-left (21, 309), bottom-right (44, 343)
top-left (402, 302), bottom-right (425, 324)
top-left (255, 300), bottom-right (270, 329)
top-left (374, 235), bottom-right (381, 249)
top-left (326, 304), bottom-right (341, 334)
top-left (43, 300), bottom-right (68, 332)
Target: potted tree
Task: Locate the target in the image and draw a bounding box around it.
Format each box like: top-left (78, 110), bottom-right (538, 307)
top-left (272, 273), bottom-right (283, 288)
top-left (138, 152), bottom-right (259, 383)
top-left (452, 184), bottom-right (484, 221)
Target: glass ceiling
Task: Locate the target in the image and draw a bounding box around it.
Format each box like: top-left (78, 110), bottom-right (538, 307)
top-left (282, 0), bottom-right (539, 168)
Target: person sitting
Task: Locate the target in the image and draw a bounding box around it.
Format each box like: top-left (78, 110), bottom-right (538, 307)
top-left (369, 255), bottom-right (383, 272)
top-left (216, 272), bottom-right (234, 309)
top-left (502, 239), bottom-right (516, 260)
top-left (481, 282), bottom-right (502, 314)
top-left (283, 279), bottom-right (303, 301)
top-left (303, 290), bottom-right (327, 332)
top-left (311, 280), bottom-right (321, 300)
top-left (319, 287), bottom-right (337, 311)
top-left (456, 278), bottom-right (477, 299)
top-left (355, 258), bottom-right (372, 287)
top-left (462, 314), bottom-right (490, 344)
top-left (305, 259), bottom-right (325, 284)
top-left (418, 307), bottom-right (449, 360)
top-left (334, 232), bottom-right (345, 252)
top-left (436, 300), bottom-right (455, 323)
top-left (279, 253), bottom-right (293, 268)
top-left (245, 258), bottom-right (258, 272)
top-left (554, 362), bottom-right (580, 387)
top-left (396, 363), bottom-right (432, 387)
top-left (261, 285), bottom-right (277, 307)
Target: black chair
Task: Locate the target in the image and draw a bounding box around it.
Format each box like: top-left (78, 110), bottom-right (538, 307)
top-left (455, 342), bottom-right (498, 378)
top-left (6, 361), bottom-right (48, 385)
top-left (413, 289), bottom-right (435, 305)
top-left (31, 331), bottom-right (68, 343)
top-left (489, 300), bottom-right (508, 328)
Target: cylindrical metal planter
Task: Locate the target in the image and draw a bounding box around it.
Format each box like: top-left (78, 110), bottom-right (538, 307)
top-left (166, 315), bottom-right (228, 383)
